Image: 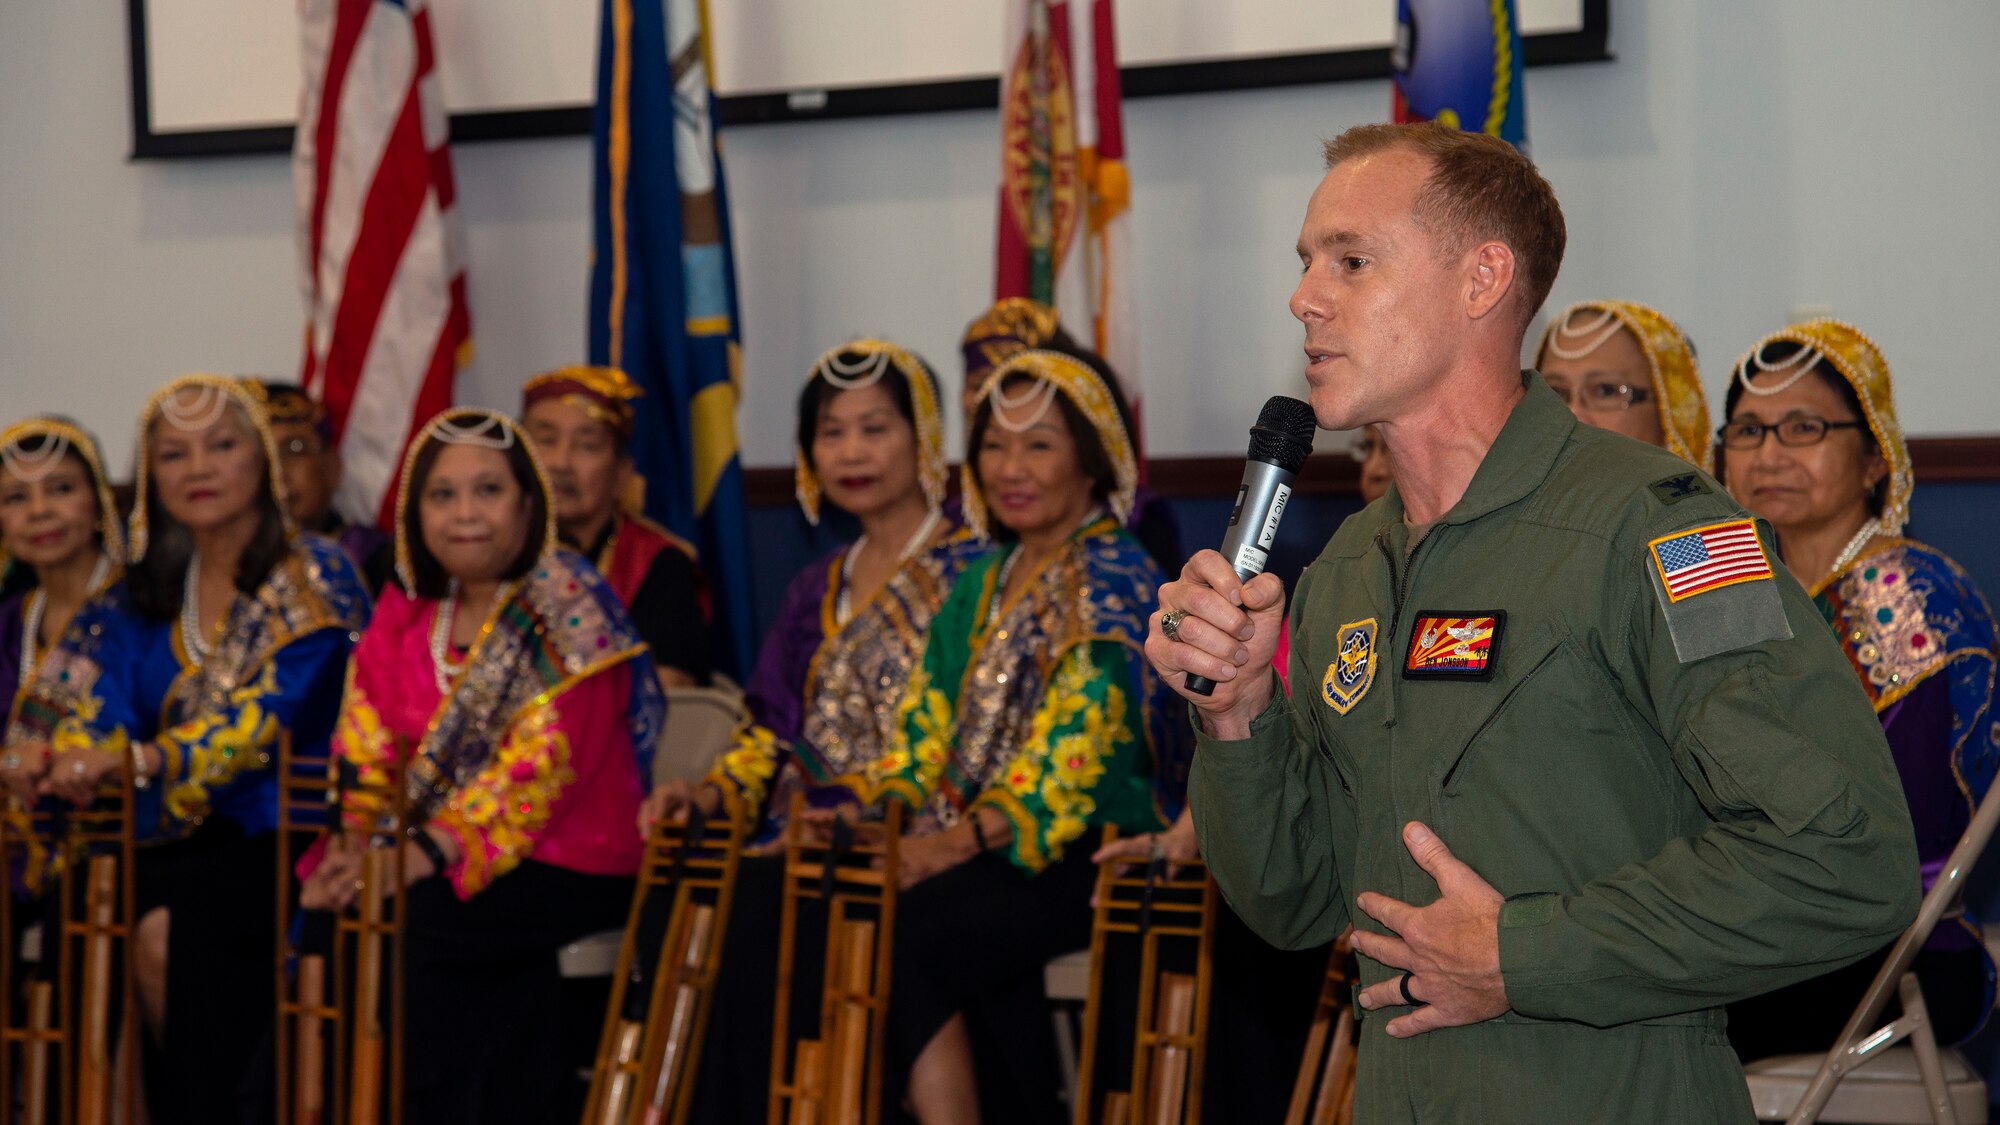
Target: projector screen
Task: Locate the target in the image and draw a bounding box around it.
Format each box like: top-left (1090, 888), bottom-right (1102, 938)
top-left (127, 0), bottom-right (1606, 157)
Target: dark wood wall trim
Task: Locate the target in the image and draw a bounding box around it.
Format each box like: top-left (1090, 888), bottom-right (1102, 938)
top-left (744, 435), bottom-right (2000, 508)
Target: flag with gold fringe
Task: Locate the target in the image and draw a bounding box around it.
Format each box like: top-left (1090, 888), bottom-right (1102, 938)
top-left (1391, 0), bottom-right (1529, 150)
top-left (994, 0), bottom-right (1141, 431)
top-left (588, 0), bottom-right (752, 676)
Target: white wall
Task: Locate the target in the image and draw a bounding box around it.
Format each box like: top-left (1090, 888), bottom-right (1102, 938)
top-left (2, 0), bottom-right (1996, 480)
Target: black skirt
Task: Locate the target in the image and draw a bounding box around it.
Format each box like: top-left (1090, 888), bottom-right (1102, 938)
top-left (400, 860), bottom-right (633, 1125)
top-left (134, 818), bottom-right (278, 1125)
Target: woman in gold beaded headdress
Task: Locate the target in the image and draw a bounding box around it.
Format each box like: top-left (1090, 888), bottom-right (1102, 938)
top-left (1536, 299), bottom-right (1713, 470)
top-left (629, 338), bottom-right (981, 1120)
top-left (839, 347), bottom-right (1188, 1123)
top-left (1718, 320), bottom-right (1998, 1059)
top-left (297, 406), bottom-right (663, 1122)
top-left (45, 375), bottom-right (370, 1123)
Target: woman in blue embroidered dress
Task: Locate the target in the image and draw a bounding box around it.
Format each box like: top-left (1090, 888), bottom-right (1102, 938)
top-left (1720, 320), bottom-right (1998, 1059)
top-left (53, 375), bottom-right (368, 1124)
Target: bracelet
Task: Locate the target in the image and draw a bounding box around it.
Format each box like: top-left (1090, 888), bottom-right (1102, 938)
top-left (130, 742), bottom-right (152, 790)
top-left (407, 826), bottom-right (449, 876)
top-left (969, 810), bottom-right (991, 854)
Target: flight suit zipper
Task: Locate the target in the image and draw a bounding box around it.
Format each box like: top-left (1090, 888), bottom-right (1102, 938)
top-left (1378, 525), bottom-right (1436, 639)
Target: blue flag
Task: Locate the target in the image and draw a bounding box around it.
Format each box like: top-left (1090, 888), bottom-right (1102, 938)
top-left (589, 0), bottom-right (754, 678)
top-left (1391, 0), bottom-right (1529, 150)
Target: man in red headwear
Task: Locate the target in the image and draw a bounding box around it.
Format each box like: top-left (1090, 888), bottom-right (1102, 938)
top-left (522, 365), bottom-right (712, 688)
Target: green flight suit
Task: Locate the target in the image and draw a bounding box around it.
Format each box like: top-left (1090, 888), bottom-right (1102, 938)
top-left (1191, 375), bottom-right (1919, 1123)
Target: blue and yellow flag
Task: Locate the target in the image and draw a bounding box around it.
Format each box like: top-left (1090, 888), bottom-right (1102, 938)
top-left (1391, 0), bottom-right (1528, 150)
top-left (589, 0), bottom-right (753, 676)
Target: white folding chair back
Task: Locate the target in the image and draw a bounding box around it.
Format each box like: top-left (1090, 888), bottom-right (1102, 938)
top-left (654, 677), bottom-right (746, 787)
top-left (1748, 775), bottom-right (2000, 1124)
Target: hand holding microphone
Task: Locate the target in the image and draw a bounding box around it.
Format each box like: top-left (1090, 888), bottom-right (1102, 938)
top-left (1147, 396), bottom-right (1316, 730)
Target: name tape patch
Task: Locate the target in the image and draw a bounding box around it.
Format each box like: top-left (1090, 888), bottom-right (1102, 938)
top-left (1647, 519), bottom-right (1775, 603)
top-left (1403, 612), bottom-right (1503, 679)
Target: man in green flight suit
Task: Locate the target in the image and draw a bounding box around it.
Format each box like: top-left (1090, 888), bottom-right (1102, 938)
top-left (1147, 122), bottom-right (1919, 1122)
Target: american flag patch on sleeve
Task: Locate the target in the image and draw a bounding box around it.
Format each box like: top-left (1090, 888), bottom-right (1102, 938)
top-left (1648, 519), bottom-right (1775, 603)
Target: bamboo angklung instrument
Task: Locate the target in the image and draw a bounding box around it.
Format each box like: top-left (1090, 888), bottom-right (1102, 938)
top-left (1283, 932), bottom-right (1359, 1125)
top-left (1073, 826), bottom-right (1218, 1125)
top-left (582, 798), bottom-right (746, 1125)
top-left (769, 794), bottom-right (901, 1125)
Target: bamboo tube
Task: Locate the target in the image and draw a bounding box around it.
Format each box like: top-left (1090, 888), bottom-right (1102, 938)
top-left (644, 902), bottom-right (717, 1123)
top-left (296, 954), bottom-right (328, 1125)
top-left (1145, 973), bottom-right (1197, 1125)
top-left (1310, 1007), bottom-right (1356, 1125)
top-left (1101, 1091), bottom-right (1131, 1125)
top-left (24, 979), bottom-right (53, 1125)
top-left (821, 919), bottom-right (874, 1125)
top-left (786, 1040), bottom-right (825, 1125)
top-left (597, 1020), bottom-right (646, 1125)
top-left (76, 856), bottom-right (119, 1125)
top-left (348, 850), bottom-right (390, 1125)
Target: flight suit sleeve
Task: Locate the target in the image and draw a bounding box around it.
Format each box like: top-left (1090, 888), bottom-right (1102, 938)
top-left (1499, 512), bottom-right (1920, 1027)
top-left (1188, 566), bottom-right (1351, 951)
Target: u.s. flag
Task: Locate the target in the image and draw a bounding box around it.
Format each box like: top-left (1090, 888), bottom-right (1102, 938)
top-left (1649, 519), bottom-right (1775, 603)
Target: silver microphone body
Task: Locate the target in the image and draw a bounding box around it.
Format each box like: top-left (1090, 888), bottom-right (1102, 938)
top-left (1217, 458), bottom-right (1295, 582)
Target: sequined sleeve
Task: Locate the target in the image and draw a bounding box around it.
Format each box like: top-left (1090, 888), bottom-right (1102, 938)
top-left (970, 640), bottom-right (1155, 874)
top-left (427, 661), bottom-right (633, 898)
top-left (148, 627), bottom-right (351, 835)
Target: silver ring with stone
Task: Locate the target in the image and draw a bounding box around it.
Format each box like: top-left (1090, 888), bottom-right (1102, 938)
top-left (1160, 609), bottom-right (1187, 643)
top-left (1, 753), bottom-right (18, 771)
top-left (72, 760), bottom-right (88, 776)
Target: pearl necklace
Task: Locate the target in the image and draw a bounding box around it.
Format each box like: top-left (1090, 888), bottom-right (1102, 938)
top-left (835, 508), bottom-right (942, 627)
top-left (180, 551), bottom-right (215, 665)
top-left (430, 579), bottom-right (517, 695)
top-left (1823, 517), bottom-right (1884, 586)
top-left (20, 554), bottom-right (114, 696)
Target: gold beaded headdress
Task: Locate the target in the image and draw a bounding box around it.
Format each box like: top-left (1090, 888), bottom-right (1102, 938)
top-left (0, 417), bottom-right (126, 578)
top-left (1536, 300), bottom-right (1712, 472)
top-left (1730, 319), bottom-right (1911, 535)
top-left (521, 365), bottom-right (644, 439)
top-left (961, 297), bottom-right (1062, 397)
top-left (128, 374), bottom-right (296, 563)
top-left (962, 349), bottom-right (1137, 540)
top-left (392, 408), bottom-right (560, 593)
top-left (794, 338), bottom-right (949, 526)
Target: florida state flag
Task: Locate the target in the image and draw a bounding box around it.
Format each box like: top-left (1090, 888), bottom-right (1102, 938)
top-left (994, 0), bottom-right (1140, 426)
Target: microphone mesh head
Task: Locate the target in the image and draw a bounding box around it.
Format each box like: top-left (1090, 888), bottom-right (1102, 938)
top-left (1248, 396), bottom-right (1317, 474)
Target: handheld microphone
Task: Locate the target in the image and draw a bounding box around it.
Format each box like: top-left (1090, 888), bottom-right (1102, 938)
top-left (1184, 395), bottom-right (1316, 697)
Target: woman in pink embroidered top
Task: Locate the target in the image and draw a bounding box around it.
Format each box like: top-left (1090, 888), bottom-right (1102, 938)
top-left (299, 407), bottom-right (663, 1124)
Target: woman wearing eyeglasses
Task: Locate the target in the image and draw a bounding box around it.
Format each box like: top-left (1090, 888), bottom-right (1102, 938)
top-left (1535, 300), bottom-right (1712, 469)
top-left (1718, 319), bottom-right (1997, 1061)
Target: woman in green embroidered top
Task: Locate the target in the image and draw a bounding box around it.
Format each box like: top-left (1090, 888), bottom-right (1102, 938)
top-left (851, 348), bottom-right (1187, 1124)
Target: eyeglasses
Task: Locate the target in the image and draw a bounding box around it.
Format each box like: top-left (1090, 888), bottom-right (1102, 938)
top-left (1544, 375), bottom-right (1652, 414)
top-left (1348, 435), bottom-right (1380, 464)
top-left (1716, 416), bottom-right (1867, 451)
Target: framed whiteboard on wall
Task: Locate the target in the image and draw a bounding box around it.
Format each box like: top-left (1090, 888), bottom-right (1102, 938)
top-left (127, 0), bottom-right (1608, 158)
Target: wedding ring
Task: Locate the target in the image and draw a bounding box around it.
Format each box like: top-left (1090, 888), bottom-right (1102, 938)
top-left (1399, 973), bottom-right (1422, 1006)
top-left (1160, 609), bottom-right (1187, 643)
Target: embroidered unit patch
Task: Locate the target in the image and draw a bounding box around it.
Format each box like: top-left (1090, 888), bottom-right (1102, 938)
top-left (1322, 618), bottom-right (1379, 714)
top-left (1404, 612), bottom-right (1503, 679)
top-left (1648, 519), bottom-right (1774, 603)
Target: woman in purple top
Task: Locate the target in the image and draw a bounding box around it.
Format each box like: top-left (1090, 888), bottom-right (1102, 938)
top-left (1721, 320), bottom-right (1998, 1057)
top-left (638, 338), bottom-right (980, 1123)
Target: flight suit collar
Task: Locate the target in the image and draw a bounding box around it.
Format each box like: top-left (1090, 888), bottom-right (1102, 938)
top-left (1381, 370), bottom-right (1574, 531)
